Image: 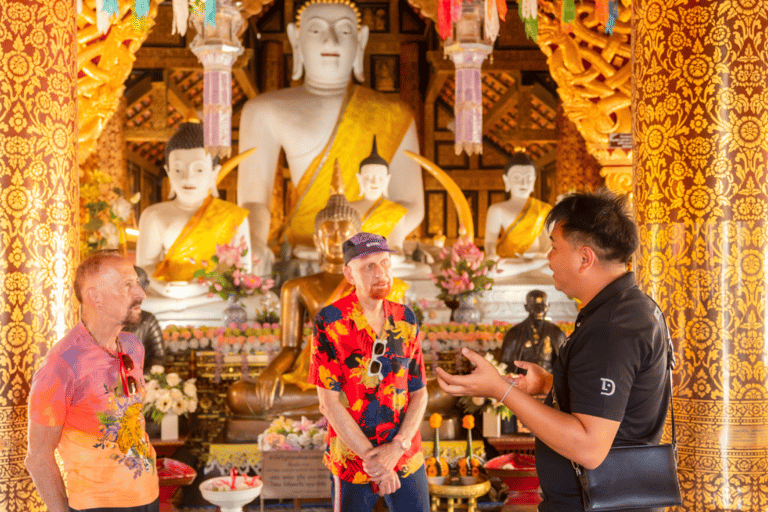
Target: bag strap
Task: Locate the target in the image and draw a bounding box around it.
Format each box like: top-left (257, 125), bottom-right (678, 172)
top-left (556, 303), bottom-right (677, 476)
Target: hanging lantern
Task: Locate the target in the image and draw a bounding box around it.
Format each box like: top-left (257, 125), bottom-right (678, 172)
top-left (440, 0), bottom-right (500, 156)
top-left (189, 0), bottom-right (245, 160)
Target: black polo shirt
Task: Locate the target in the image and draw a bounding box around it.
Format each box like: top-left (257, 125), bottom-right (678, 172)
top-left (535, 272), bottom-right (671, 512)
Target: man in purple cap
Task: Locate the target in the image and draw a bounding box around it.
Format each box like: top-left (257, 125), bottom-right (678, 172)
top-left (308, 232), bottom-right (430, 512)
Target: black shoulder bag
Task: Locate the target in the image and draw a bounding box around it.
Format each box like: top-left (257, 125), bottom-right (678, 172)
top-left (567, 337), bottom-right (682, 511)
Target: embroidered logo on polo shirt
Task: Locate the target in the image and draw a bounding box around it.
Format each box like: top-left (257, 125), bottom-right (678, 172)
top-left (600, 378), bottom-right (615, 396)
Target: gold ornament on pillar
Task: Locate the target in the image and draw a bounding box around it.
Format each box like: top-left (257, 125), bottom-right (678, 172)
top-left (634, 0), bottom-right (768, 510)
top-left (535, 0), bottom-right (633, 195)
top-left (76, 0), bottom-right (159, 164)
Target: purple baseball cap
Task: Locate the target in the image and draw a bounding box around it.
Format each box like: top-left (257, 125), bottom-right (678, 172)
top-left (343, 232), bottom-right (396, 265)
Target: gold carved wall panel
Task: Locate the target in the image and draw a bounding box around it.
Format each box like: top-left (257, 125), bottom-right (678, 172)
top-left (634, 0), bottom-right (768, 510)
top-left (0, 0), bottom-right (80, 510)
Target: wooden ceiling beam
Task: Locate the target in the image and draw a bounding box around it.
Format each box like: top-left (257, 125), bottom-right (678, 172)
top-left (125, 75), bottom-right (152, 110)
top-left (125, 127), bottom-right (176, 142)
top-left (483, 84), bottom-right (518, 131)
top-left (133, 47), bottom-right (253, 71)
top-left (167, 78), bottom-right (196, 117)
top-left (233, 66), bottom-right (258, 99)
top-left (427, 49), bottom-right (549, 73)
top-left (493, 128), bottom-right (558, 144)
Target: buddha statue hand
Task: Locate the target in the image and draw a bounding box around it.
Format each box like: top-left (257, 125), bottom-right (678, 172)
top-left (227, 368), bottom-right (282, 417)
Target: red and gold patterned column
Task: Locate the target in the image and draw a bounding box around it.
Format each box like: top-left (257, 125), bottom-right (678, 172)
top-left (0, 0), bottom-right (79, 510)
top-left (634, 1), bottom-right (768, 510)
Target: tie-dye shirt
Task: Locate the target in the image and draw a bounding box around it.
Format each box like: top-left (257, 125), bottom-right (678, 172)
top-left (308, 291), bottom-right (426, 483)
top-left (29, 322), bottom-right (159, 510)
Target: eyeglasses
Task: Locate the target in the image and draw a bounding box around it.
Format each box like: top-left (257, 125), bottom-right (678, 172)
top-left (116, 338), bottom-right (138, 397)
top-left (368, 338), bottom-right (387, 378)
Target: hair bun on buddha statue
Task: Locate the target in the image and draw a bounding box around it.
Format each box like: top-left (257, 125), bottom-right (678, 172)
top-left (164, 120), bottom-right (219, 166)
top-left (505, 152), bottom-right (536, 173)
top-left (315, 159), bottom-right (362, 232)
top-left (295, 0), bottom-right (362, 30)
top-left (359, 135), bottom-right (389, 171)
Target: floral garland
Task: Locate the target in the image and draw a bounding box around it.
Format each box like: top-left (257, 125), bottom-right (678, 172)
top-left (162, 323), bottom-right (297, 355)
top-left (162, 321), bottom-right (575, 356)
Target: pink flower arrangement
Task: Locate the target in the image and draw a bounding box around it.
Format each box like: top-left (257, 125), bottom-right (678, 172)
top-left (430, 236), bottom-right (496, 302)
top-left (193, 237), bottom-right (274, 301)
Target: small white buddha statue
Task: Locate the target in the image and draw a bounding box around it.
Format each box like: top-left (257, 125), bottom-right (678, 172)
top-left (136, 121), bottom-right (252, 301)
top-left (484, 153), bottom-right (553, 278)
top-left (238, 0), bottom-right (424, 264)
top-left (348, 135), bottom-right (410, 251)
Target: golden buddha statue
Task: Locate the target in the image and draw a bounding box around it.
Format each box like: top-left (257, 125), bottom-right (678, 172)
top-left (227, 164), bottom-right (455, 424)
top-left (228, 163), bottom-right (365, 419)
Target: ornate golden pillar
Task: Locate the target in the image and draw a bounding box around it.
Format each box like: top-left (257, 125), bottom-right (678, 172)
top-left (0, 0), bottom-right (79, 510)
top-left (555, 105), bottom-right (604, 197)
top-left (537, 0), bottom-right (633, 196)
top-left (634, 1), bottom-right (768, 510)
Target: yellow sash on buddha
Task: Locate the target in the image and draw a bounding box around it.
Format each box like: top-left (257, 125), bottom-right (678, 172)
top-left (496, 197), bottom-right (552, 258)
top-left (153, 197), bottom-right (249, 282)
top-left (282, 278), bottom-right (409, 391)
top-left (361, 198), bottom-right (408, 238)
top-left (284, 86), bottom-right (414, 247)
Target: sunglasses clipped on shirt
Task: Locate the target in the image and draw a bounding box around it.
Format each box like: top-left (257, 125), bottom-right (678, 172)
top-left (368, 338), bottom-right (387, 378)
top-left (116, 338), bottom-right (138, 397)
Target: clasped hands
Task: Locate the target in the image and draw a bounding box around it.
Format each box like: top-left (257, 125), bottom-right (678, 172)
top-left (363, 442), bottom-right (403, 496)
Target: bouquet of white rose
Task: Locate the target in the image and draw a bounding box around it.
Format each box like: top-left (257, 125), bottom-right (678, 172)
top-left (143, 365), bottom-right (197, 424)
top-left (258, 416), bottom-right (328, 451)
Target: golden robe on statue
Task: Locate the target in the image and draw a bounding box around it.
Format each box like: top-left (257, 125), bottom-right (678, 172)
top-left (281, 278), bottom-right (409, 391)
top-left (153, 197), bottom-right (249, 282)
top-left (361, 198), bottom-right (408, 238)
top-left (496, 197), bottom-right (552, 258)
top-left (284, 86), bottom-right (413, 247)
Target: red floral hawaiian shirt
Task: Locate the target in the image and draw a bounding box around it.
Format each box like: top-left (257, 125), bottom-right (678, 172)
top-left (308, 291), bottom-right (426, 483)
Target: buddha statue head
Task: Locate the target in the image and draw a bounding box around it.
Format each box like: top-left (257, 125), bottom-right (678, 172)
top-left (164, 121), bottom-right (221, 208)
top-left (503, 152), bottom-right (537, 201)
top-left (314, 160), bottom-right (362, 264)
top-left (356, 135), bottom-right (391, 201)
top-left (287, 0), bottom-right (369, 87)
top-left (524, 289), bottom-right (548, 320)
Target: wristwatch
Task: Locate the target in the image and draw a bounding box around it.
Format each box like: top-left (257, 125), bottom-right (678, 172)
top-left (394, 434), bottom-right (411, 451)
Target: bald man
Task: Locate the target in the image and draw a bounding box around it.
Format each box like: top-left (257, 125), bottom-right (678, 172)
top-left (26, 251), bottom-right (159, 512)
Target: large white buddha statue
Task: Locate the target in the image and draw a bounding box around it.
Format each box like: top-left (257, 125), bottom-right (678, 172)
top-left (238, 0), bottom-right (424, 259)
top-left (484, 153), bottom-right (553, 278)
top-left (136, 121), bottom-right (253, 304)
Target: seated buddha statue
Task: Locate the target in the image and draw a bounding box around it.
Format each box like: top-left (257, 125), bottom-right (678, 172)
top-left (349, 135), bottom-right (408, 250)
top-left (237, 0), bottom-right (424, 263)
top-left (136, 121), bottom-right (253, 301)
top-left (135, 122), bottom-right (278, 325)
top-left (227, 167), bottom-right (455, 422)
top-left (484, 153), bottom-right (553, 279)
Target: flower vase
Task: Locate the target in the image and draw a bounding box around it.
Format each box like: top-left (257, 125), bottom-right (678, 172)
top-left (453, 293), bottom-right (481, 324)
top-left (161, 413), bottom-right (179, 441)
top-left (222, 294), bottom-right (247, 326)
top-left (482, 409), bottom-right (501, 438)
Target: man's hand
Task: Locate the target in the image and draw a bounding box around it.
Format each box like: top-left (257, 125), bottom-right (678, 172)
top-left (363, 442), bottom-right (403, 477)
top-left (436, 348), bottom-right (509, 401)
top-left (372, 470), bottom-right (401, 496)
top-left (513, 360), bottom-right (552, 396)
